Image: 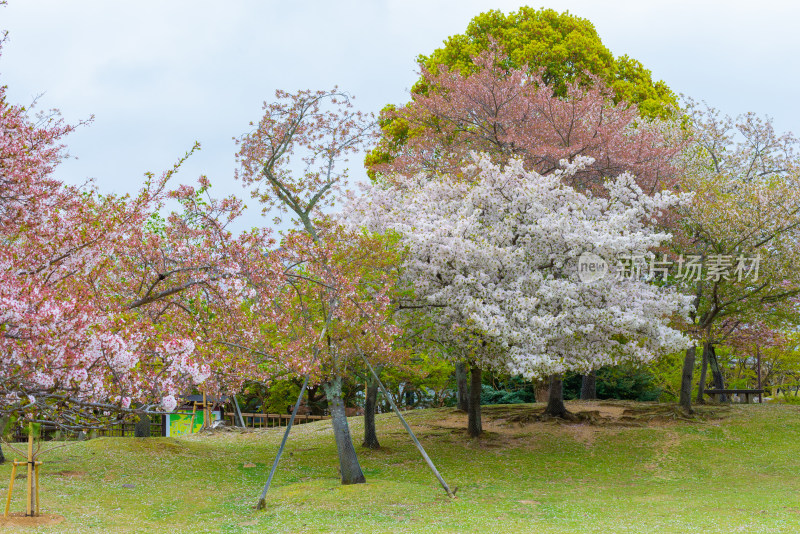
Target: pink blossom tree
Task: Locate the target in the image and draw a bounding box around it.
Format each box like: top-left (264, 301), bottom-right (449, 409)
top-left (369, 47), bottom-right (684, 195)
top-left (235, 89), bottom-right (405, 491)
top-left (0, 32), bottom-right (280, 440)
top-left (672, 101), bottom-right (800, 412)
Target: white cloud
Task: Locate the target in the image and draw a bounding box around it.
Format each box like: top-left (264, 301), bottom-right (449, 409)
top-left (2, 0), bottom-right (797, 231)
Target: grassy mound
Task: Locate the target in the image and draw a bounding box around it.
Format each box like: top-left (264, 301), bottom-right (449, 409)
top-left (1, 401), bottom-right (799, 533)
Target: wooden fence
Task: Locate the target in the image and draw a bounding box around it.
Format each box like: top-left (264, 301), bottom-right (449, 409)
top-left (225, 412), bottom-right (328, 428)
top-left (7, 412), bottom-right (328, 442)
top-left (95, 421), bottom-right (164, 438)
top-left (9, 421), bottom-right (163, 442)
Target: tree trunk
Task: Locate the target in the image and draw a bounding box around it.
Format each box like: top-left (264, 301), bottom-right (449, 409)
top-left (306, 385), bottom-right (324, 416)
top-left (0, 416), bottom-right (7, 464)
top-left (362, 373), bottom-right (380, 449)
top-left (580, 372), bottom-right (597, 400)
top-left (707, 343), bottom-right (727, 402)
top-left (322, 377), bottom-right (366, 485)
top-left (534, 380), bottom-right (549, 403)
top-left (696, 342), bottom-right (709, 404)
top-left (679, 345), bottom-right (697, 413)
top-left (545, 374), bottom-right (568, 417)
top-left (455, 362), bottom-right (469, 412)
top-left (25, 423), bottom-right (36, 516)
top-left (134, 414), bottom-right (151, 438)
top-left (404, 389), bottom-right (415, 408)
top-left (467, 365), bottom-right (482, 437)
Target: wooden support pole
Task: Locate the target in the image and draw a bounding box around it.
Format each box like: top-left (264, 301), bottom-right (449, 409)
top-left (757, 345), bottom-right (763, 404)
top-left (256, 326), bottom-right (327, 510)
top-left (359, 352), bottom-right (455, 498)
top-left (256, 372), bottom-right (311, 510)
top-left (35, 463), bottom-right (40, 516)
top-left (4, 460), bottom-right (17, 518)
top-left (232, 394), bottom-right (246, 428)
top-left (202, 390), bottom-right (209, 429)
top-left (26, 424), bottom-right (33, 517)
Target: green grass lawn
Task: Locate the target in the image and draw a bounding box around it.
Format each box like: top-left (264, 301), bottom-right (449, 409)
top-left (2, 401), bottom-right (800, 533)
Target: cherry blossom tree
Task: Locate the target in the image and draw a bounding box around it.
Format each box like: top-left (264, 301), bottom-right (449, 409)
top-left (0, 32), bottom-right (281, 439)
top-left (235, 89), bottom-right (405, 491)
top-left (368, 47), bottom-right (684, 195)
top-left (110, 179), bottom-right (284, 409)
top-left (0, 81), bottom-right (162, 428)
top-left (0, 142), bottom-right (268, 430)
top-left (347, 154), bottom-right (694, 434)
top-left (672, 101), bottom-right (800, 412)
top-left (366, 46), bottom-right (687, 419)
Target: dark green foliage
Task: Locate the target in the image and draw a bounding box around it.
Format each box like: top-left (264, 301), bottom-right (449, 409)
top-left (480, 384), bottom-right (534, 405)
top-left (478, 366), bottom-right (661, 405)
top-left (479, 375), bottom-right (536, 405)
top-left (562, 373), bottom-right (583, 400)
top-left (777, 395), bottom-right (800, 405)
top-left (239, 379), bottom-right (332, 415)
top-left (564, 365), bottom-right (662, 401)
top-left (415, 7), bottom-right (677, 118)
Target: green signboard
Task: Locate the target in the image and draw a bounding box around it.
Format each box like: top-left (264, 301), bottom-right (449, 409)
top-left (165, 411), bottom-right (220, 437)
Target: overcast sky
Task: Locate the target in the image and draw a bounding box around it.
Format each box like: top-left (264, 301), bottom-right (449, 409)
top-left (2, 0), bottom-right (798, 230)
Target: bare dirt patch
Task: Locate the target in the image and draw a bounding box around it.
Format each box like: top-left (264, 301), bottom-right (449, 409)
top-left (422, 401), bottom-right (730, 441)
top-left (563, 423), bottom-right (603, 446)
top-left (0, 513), bottom-right (65, 528)
top-left (484, 400), bottom-right (728, 427)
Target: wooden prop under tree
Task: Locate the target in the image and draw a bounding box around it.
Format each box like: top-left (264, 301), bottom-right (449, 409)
top-left (3, 423), bottom-right (74, 522)
top-left (357, 350), bottom-right (456, 498)
top-left (255, 349), bottom-right (455, 510)
top-left (3, 423), bottom-right (62, 518)
top-left (231, 393), bottom-right (246, 428)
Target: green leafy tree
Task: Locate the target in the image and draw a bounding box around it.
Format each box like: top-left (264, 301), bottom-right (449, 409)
top-left (377, 352), bottom-right (454, 410)
top-left (766, 334), bottom-right (800, 400)
top-left (367, 7), bottom-right (678, 176)
top-left (646, 352), bottom-right (689, 401)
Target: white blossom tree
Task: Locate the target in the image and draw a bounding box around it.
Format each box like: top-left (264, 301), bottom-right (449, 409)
top-left (347, 154), bottom-right (693, 434)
